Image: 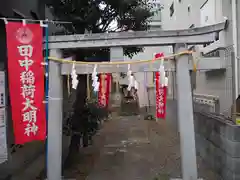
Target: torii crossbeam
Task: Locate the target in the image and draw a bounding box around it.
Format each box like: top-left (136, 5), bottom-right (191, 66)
top-left (46, 20), bottom-right (227, 180)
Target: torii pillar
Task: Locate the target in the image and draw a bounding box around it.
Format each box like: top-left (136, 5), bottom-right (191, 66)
top-left (174, 43), bottom-right (198, 180)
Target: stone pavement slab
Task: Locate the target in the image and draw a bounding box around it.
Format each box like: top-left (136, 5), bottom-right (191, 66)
top-left (83, 116), bottom-right (219, 180)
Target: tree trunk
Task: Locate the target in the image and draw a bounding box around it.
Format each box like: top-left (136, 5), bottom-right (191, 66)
top-left (65, 49), bottom-right (109, 166)
top-left (65, 74), bottom-right (87, 167)
top-left (82, 131), bottom-right (89, 147)
top-left (71, 74), bottom-right (87, 147)
top-left (65, 50), bottom-right (88, 166)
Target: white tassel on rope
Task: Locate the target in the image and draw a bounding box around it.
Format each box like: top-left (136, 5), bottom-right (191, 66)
top-left (127, 64), bottom-right (134, 91)
top-left (164, 77), bottom-right (168, 87)
top-left (92, 64), bottom-right (99, 92)
top-left (159, 57), bottom-right (166, 87)
top-left (71, 61), bottom-right (79, 89)
top-left (134, 80), bottom-right (139, 90)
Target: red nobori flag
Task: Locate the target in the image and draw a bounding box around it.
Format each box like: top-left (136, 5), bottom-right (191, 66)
top-left (155, 53), bottom-right (167, 119)
top-left (6, 22), bottom-right (46, 144)
top-left (98, 73), bottom-right (111, 108)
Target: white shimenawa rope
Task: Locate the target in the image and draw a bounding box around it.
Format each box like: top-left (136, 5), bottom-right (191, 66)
top-left (92, 64), bottom-right (100, 92)
top-left (71, 61), bottom-right (79, 89)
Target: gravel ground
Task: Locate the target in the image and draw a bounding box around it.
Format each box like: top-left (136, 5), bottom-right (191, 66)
top-left (63, 116), bottom-right (220, 180)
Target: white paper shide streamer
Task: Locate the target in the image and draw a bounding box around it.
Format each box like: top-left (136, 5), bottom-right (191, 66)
top-left (92, 64), bottom-right (100, 92)
top-left (71, 62), bottom-right (79, 89)
top-left (127, 64), bottom-right (139, 91)
top-left (159, 57), bottom-right (167, 87)
top-left (134, 80), bottom-right (139, 90)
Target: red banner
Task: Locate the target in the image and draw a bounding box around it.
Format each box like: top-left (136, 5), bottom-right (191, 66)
top-left (6, 22), bottom-right (46, 144)
top-left (98, 73), bottom-right (111, 108)
top-left (155, 53), bottom-right (167, 119)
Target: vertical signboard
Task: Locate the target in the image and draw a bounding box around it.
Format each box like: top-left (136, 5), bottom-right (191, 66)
top-left (0, 71), bottom-right (7, 164)
top-left (6, 22), bottom-right (46, 144)
top-left (155, 53), bottom-right (167, 119)
top-left (98, 73), bottom-right (111, 108)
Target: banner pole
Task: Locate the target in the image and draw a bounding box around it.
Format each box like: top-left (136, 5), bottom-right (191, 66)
top-left (44, 22), bottom-right (49, 172)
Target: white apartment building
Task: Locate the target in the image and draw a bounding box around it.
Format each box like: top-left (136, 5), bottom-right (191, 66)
top-left (123, 0), bottom-right (237, 114)
top-left (148, 0), bottom-right (163, 29)
top-left (160, 0), bottom-right (235, 114)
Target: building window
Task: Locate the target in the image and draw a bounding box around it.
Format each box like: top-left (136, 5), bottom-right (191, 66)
top-left (215, 32), bottom-right (219, 41)
top-left (170, 3), bottom-right (174, 17)
top-left (152, 10), bottom-right (162, 22)
top-left (188, 5), bottom-right (191, 13)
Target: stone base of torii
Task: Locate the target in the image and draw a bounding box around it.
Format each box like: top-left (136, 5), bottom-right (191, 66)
top-left (46, 20), bottom-right (227, 180)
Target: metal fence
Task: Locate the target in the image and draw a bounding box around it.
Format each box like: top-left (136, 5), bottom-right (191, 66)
top-left (193, 93), bottom-right (220, 113)
top-left (221, 45), bottom-right (234, 117)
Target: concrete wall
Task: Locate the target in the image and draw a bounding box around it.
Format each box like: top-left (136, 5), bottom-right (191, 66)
top-left (166, 99), bottom-right (240, 180)
top-left (194, 111), bottom-right (240, 180)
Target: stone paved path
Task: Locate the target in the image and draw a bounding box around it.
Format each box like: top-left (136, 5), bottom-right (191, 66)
top-left (65, 116), bottom-right (219, 180)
